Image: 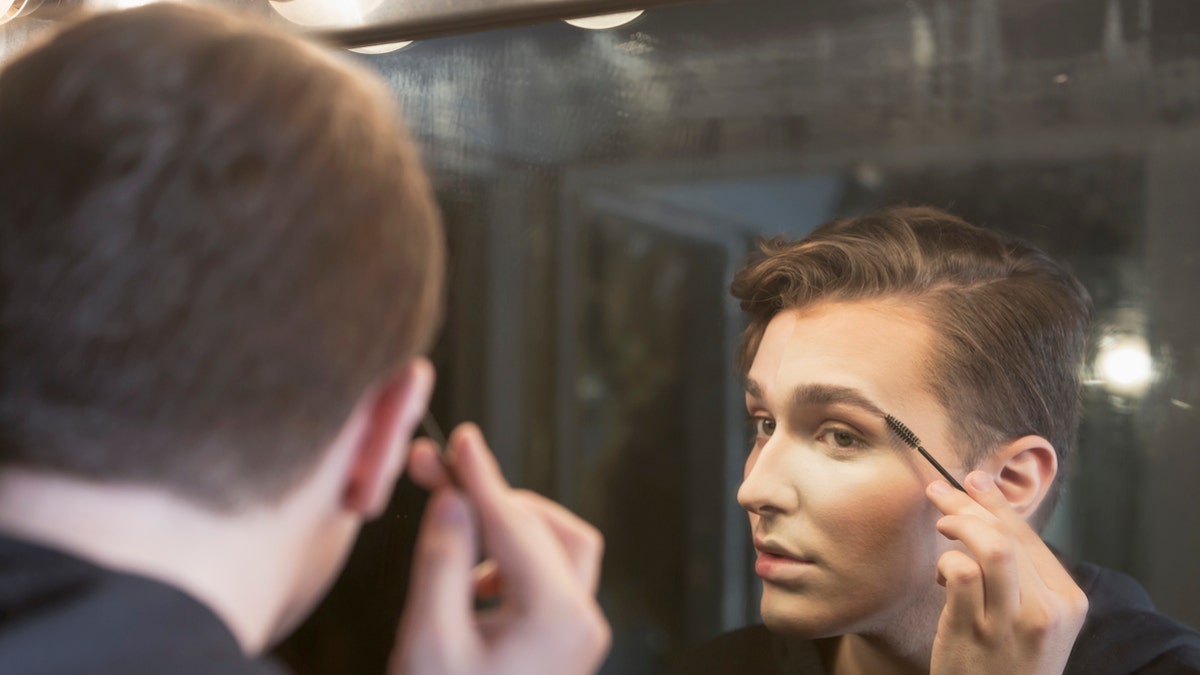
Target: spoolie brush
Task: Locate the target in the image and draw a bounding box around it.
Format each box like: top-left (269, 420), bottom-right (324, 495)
top-left (884, 414), bottom-right (966, 492)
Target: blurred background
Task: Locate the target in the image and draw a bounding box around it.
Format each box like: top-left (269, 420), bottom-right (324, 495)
top-left (5, 0), bottom-right (1200, 673)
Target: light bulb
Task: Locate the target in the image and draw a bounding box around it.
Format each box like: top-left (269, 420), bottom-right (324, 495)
top-left (564, 10), bottom-right (643, 30)
top-left (350, 40), bottom-right (412, 54)
top-left (268, 0), bottom-right (382, 28)
top-left (1096, 334), bottom-right (1153, 397)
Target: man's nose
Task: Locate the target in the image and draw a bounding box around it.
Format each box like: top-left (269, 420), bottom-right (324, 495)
top-left (737, 437), bottom-right (798, 516)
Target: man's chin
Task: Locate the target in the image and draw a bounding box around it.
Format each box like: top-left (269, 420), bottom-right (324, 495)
top-left (760, 597), bottom-right (846, 640)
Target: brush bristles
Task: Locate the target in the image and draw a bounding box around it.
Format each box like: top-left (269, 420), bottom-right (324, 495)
top-left (885, 413), bottom-right (967, 492)
top-left (885, 414), bottom-right (922, 449)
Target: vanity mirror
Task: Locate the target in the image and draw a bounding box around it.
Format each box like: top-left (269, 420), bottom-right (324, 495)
top-left (4, 2), bottom-right (1198, 672)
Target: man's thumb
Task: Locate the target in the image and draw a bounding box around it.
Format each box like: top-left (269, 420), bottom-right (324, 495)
top-left (394, 489), bottom-right (478, 666)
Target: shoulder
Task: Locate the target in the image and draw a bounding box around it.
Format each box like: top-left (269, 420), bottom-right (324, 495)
top-left (1065, 560), bottom-right (1200, 675)
top-left (0, 534), bottom-right (286, 675)
top-left (671, 625), bottom-right (828, 675)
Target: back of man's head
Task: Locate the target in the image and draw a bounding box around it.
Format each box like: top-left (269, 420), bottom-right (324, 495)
top-left (731, 206), bottom-right (1093, 525)
top-left (0, 4), bottom-right (444, 511)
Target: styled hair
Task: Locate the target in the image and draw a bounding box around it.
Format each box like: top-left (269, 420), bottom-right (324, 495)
top-left (0, 4), bottom-right (444, 510)
top-left (731, 206), bottom-right (1092, 522)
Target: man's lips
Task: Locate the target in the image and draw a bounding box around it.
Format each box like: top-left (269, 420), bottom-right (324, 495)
top-left (753, 537), bottom-right (815, 563)
top-left (754, 538), bottom-right (818, 582)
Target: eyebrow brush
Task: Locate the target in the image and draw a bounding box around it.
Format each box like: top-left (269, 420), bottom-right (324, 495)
top-left (884, 414), bottom-right (966, 492)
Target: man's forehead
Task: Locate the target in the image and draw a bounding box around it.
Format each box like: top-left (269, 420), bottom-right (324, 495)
top-left (747, 302), bottom-right (938, 403)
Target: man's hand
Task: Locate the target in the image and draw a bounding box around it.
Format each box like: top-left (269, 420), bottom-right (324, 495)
top-left (926, 471), bottom-right (1089, 675)
top-left (391, 423), bottom-right (611, 675)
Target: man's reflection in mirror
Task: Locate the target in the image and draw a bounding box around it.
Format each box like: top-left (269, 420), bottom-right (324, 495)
top-left (675, 207), bottom-right (1200, 674)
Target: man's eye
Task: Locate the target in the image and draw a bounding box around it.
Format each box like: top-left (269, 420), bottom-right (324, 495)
top-left (819, 427), bottom-right (863, 449)
top-left (747, 416), bottom-right (776, 438)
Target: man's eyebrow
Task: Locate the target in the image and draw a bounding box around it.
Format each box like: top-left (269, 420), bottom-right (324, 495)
top-left (791, 384), bottom-right (886, 418)
top-left (744, 378), bottom-right (763, 399)
top-left (744, 378), bottom-right (886, 418)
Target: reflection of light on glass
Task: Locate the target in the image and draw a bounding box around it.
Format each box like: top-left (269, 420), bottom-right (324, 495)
top-left (350, 41), bottom-right (412, 54)
top-left (1096, 334), bottom-right (1153, 397)
top-left (854, 162), bottom-right (883, 189)
top-left (269, 0), bottom-right (382, 28)
top-left (564, 10), bottom-right (644, 30)
top-left (910, 7), bottom-right (935, 69)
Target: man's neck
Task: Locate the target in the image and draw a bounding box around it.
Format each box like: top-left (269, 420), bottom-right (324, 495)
top-left (822, 590), bottom-right (946, 675)
top-left (0, 469), bottom-right (304, 655)
top-left (827, 633), bottom-right (930, 675)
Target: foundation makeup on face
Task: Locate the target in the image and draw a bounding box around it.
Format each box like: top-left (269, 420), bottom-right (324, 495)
top-left (884, 414), bottom-right (966, 492)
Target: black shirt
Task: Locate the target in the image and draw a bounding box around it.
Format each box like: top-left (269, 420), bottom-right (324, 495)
top-left (674, 561), bottom-right (1200, 675)
top-left (0, 533), bottom-right (287, 675)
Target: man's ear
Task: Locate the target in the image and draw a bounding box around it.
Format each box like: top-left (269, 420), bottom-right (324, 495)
top-left (981, 434), bottom-right (1058, 520)
top-left (342, 357), bottom-right (434, 518)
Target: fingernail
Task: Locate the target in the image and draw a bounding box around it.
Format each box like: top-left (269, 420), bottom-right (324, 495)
top-left (434, 492), bottom-right (468, 525)
top-left (448, 429), bottom-right (469, 463)
top-left (929, 480), bottom-right (951, 496)
top-left (969, 473), bottom-right (993, 491)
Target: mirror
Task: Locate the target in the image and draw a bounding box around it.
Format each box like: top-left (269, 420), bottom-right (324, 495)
top-left (337, 1), bottom-right (1200, 672)
top-left (5, 0), bottom-right (1199, 672)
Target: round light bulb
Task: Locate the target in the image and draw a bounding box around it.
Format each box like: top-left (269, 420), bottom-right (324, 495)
top-left (1096, 335), bottom-right (1153, 396)
top-left (564, 10), bottom-right (643, 30)
top-left (350, 40), bottom-right (412, 54)
top-left (268, 0), bottom-right (382, 28)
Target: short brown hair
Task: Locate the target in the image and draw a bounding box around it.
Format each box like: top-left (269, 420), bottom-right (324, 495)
top-left (731, 206), bottom-right (1092, 521)
top-left (0, 4), bottom-right (444, 510)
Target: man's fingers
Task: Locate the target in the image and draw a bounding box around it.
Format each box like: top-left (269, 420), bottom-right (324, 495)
top-left (398, 490), bottom-right (479, 650)
top-left (447, 424), bottom-right (512, 506)
top-left (461, 502), bottom-right (605, 638)
top-left (396, 425), bottom-right (612, 675)
top-left (937, 549), bottom-right (986, 629)
top-left (406, 438), bottom-right (454, 491)
top-left (447, 424), bottom-right (581, 611)
top-left (935, 514), bottom-right (1022, 622)
top-left (511, 490), bottom-right (604, 593)
top-left (928, 477), bottom-right (1030, 623)
top-left (930, 472), bottom-right (1084, 633)
top-left (960, 472), bottom-right (1079, 593)
top-left (927, 477), bottom-right (996, 520)
top-left (961, 472), bottom-right (1027, 529)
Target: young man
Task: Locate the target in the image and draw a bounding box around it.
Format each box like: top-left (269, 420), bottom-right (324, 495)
top-left (676, 207), bottom-right (1200, 674)
top-left (0, 4), bottom-right (608, 674)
